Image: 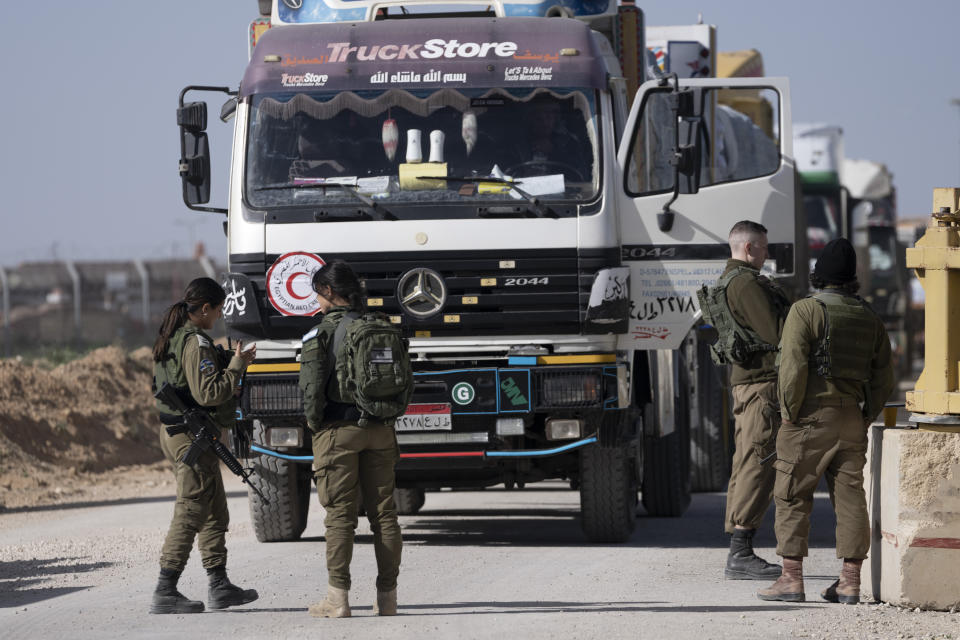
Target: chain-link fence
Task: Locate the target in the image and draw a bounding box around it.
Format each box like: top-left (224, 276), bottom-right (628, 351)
top-left (0, 257), bottom-right (225, 356)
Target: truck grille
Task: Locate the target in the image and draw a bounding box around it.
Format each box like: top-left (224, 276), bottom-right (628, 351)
top-left (230, 248), bottom-right (617, 340)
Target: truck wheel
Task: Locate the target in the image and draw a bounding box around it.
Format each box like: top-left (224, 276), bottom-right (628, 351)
top-left (394, 488), bottom-right (425, 515)
top-left (641, 350), bottom-right (693, 517)
top-left (579, 444), bottom-right (637, 543)
top-left (689, 334), bottom-right (732, 492)
top-left (247, 421), bottom-right (310, 542)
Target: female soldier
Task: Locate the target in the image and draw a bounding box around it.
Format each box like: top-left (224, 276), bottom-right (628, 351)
top-left (150, 277), bottom-right (259, 614)
top-left (299, 260), bottom-right (403, 618)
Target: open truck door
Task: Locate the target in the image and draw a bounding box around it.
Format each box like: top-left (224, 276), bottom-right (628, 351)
top-left (616, 76), bottom-right (798, 351)
top-left (616, 77), bottom-right (799, 497)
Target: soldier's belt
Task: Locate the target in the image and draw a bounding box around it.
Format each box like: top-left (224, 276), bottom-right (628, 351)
top-left (800, 396), bottom-right (858, 410)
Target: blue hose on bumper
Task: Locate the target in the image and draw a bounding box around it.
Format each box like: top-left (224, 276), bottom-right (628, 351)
top-left (484, 436), bottom-right (597, 457)
top-left (250, 436), bottom-right (598, 462)
top-left (250, 444), bottom-right (313, 462)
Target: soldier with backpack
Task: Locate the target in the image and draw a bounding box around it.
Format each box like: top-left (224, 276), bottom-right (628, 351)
top-left (298, 260), bottom-right (413, 619)
top-left (697, 220), bottom-right (792, 580)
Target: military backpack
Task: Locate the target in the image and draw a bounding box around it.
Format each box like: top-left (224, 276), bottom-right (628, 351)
top-left (696, 266), bottom-right (780, 366)
top-left (327, 311), bottom-right (413, 425)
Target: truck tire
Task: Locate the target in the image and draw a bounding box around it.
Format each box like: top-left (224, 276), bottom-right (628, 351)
top-left (247, 421), bottom-right (311, 542)
top-left (579, 444), bottom-right (637, 542)
top-left (689, 335), bottom-right (732, 492)
top-left (641, 350), bottom-right (692, 517)
top-left (394, 488), bottom-right (425, 515)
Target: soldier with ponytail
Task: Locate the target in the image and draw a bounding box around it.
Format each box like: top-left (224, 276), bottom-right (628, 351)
top-left (149, 277), bottom-right (260, 614)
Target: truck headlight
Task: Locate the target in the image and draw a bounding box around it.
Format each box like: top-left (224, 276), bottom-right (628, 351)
top-left (267, 427), bottom-right (302, 448)
top-left (546, 418), bottom-right (582, 441)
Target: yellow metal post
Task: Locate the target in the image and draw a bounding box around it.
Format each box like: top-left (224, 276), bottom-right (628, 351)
top-left (905, 188), bottom-right (960, 429)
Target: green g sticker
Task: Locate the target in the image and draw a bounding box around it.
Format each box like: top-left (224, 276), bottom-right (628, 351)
top-left (452, 382), bottom-right (475, 406)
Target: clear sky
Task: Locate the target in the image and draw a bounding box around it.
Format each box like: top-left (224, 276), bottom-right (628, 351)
top-left (2, 0), bottom-right (957, 264)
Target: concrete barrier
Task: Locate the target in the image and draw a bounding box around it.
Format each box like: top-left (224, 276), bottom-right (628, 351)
top-left (863, 425), bottom-right (960, 610)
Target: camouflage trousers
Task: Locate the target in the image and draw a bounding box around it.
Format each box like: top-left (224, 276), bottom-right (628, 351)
top-left (313, 421), bottom-right (402, 591)
top-left (159, 425), bottom-right (229, 572)
top-left (773, 398), bottom-right (870, 559)
top-left (725, 381), bottom-right (779, 533)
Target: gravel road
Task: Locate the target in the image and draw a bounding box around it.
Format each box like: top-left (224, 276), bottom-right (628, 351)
top-left (1, 475), bottom-right (958, 640)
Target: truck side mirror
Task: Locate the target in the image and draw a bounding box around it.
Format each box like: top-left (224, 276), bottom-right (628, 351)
top-left (177, 101), bottom-right (208, 133)
top-left (180, 130), bottom-right (212, 205)
top-left (177, 99), bottom-right (211, 205)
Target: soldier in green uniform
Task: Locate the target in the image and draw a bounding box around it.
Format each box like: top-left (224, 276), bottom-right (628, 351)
top-left (299, 260), bottom-right (403, 618)
top-left (716, 221), bottom-right (792, 579)
top-left (759, 239), bottom-right (895, 603)
top-left (149, 277), bottom-right (259, 614)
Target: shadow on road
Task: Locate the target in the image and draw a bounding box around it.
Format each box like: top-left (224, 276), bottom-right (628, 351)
top-left (0, 557), bottom-right (111, 608)
top-left (371, 493), bottom-right (841, 550)
top-left (0, 491), bottom-right (249, 514)
top-left (0, 557), bottom-right (112, 580)
top-left (358, 601), bottom-right (814, 616)
top-left (0, 586), bottom-right (91, 608)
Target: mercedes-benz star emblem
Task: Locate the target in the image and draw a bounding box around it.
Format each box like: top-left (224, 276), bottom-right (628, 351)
top-left (397, 268), bottom-right (447, 319)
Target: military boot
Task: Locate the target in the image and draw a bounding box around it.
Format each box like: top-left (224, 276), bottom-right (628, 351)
top-left (206, 566), bottom-right (259, 610)
top-left (308, 586), bottom-right (351, 618)
top-left (757, 557), bottom-right (805, 602)
top-left (725, 529), bottom-right (782, 580)
top-left (821, 559), bottom-right (862, 604)
top-left (149, 568), bottom-right (205, 614)
top-left (373, 589), bottom-right (397, 616)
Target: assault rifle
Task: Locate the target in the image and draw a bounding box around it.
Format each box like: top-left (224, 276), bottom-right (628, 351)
top-left (154, 382), bottom-right (268, 503)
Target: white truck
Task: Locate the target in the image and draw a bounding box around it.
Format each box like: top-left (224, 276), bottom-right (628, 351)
top-left (794, 123), bottom-right (846, 264)
top-left (176, 0), bottom-right (800, 543)
top-left (794, 127), bottom-right (911, 376)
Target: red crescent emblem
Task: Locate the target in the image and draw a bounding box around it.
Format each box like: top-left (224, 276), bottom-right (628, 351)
top-left (285, 272), bottom-right (310, 300)
top-left (266, 252), bottom-right (324, 316)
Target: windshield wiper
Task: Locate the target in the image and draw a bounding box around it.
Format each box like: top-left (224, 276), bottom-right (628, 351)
top-left (417, 175), bottom-right (557, 218)
top-left (335, 184), bottom-right (397, 221)
top-left (254, 181), bottom-right (397, 221)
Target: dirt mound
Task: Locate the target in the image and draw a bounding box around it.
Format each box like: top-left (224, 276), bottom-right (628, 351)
top-left (0, 346), bottom-right (166, 508)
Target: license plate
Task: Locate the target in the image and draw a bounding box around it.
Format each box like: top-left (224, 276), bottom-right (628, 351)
top-left (395, 403), bottom-right (453, 431)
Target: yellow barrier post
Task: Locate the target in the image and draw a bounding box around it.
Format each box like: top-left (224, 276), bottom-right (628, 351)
top-left (862, 189), bottom-right (960, 610)
top-left (904, 188), bottom-right (960, 429)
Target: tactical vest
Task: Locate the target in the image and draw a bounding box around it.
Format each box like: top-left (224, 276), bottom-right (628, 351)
top-left (809, 291), bottom-right (876, 383)
top-left (153, 324), bottom-right (235, 428)
top-left (697, 266), bottom-right (787, 365)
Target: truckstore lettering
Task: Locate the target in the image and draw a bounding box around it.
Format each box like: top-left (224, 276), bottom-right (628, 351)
top-left (280, 72), bottom-right (329, 87)
top-left (326, 38), bottom-right (518, 62)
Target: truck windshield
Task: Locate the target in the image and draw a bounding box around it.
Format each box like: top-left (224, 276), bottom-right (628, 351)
top-left (244, 87), bottom-right (599, 216)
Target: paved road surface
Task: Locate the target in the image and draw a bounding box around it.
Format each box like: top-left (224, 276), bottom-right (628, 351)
top-left (1, 476), bottom-right (958, 639)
